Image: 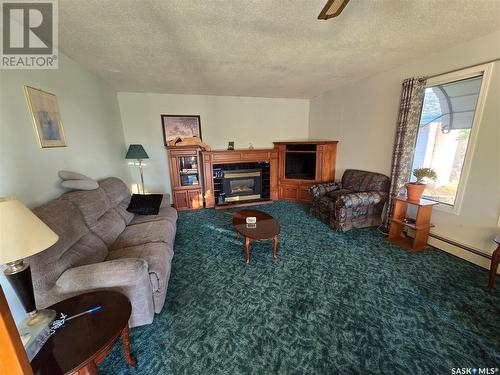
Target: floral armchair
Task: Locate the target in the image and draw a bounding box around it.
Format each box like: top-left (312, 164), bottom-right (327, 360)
top-left (309, 169), bottom-right (390, 232)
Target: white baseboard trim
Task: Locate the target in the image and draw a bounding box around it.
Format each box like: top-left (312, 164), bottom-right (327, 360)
top-left (428, 235), bottom-right (499, 275)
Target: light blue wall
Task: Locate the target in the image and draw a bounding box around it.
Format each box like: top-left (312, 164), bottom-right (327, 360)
top-left (0, 51), bottom-right (132, 323)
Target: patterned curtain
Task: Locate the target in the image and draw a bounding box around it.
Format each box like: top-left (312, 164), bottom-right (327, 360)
top-left (384, 77), bottom-right (427, 227)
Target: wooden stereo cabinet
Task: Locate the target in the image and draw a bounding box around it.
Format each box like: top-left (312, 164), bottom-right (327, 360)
top-left (274, 141), bottom-right (338, 203)
top-left (167, 146), bottom-right (204, 210)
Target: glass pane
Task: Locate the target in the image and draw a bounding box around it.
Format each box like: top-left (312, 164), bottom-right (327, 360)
top-left (411, 75), bottom-right (483, 205)
top-left (179, 156), bottom-right (197, 171)
top-left (179, 156), bottom-right (199, 186)
top-left (230, 179), bottom-right (254, 194)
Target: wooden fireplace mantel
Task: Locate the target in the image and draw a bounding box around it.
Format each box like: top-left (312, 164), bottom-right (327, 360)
top-left (201, 149), bottom-right (279, 208)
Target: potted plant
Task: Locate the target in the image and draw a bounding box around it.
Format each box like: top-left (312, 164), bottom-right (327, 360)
top-left (406, 168), bottom-right (437, 201)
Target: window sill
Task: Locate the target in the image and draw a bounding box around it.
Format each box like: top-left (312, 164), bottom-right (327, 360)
top-left (433, 202), bottom-right (461, 216)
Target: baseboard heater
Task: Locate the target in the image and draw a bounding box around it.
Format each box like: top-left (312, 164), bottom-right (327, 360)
top-left (429, 232), bottom-right (492, 260)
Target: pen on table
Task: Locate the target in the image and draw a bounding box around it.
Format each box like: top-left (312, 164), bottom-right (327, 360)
top-left (66, 306), bottom-right (103, 321)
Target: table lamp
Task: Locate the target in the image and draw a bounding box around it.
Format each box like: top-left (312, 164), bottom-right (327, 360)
top-left (126, 144), bottom-right (149, 194)
top-left (0, 198), bottom-right (59, 327)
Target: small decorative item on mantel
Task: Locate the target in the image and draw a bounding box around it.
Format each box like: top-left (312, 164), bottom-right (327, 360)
top-left (406, 168), bottom-right (437, 201)
top-left (227, 141), bottom-right (235, 150)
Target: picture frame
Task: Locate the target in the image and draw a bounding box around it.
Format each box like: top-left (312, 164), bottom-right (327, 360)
top-left (24, 86), bottom-right (66, 148)
top-left (161, 115), bottom-right (202, 146)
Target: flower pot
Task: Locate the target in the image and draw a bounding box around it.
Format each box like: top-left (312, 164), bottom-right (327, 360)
top-left (406, 183), bottom-right (426, 201)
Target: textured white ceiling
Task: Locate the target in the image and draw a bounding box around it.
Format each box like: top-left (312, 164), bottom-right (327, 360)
top-left (59, 0), bottom-right (500, 98)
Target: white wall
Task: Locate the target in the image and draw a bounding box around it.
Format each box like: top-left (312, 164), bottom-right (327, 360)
top-left (118, 93), bottom-right (310, 197)
top-left (309, 30), bottom-right (500, 264)
top-left (0, 52), bottom-right (131, 322)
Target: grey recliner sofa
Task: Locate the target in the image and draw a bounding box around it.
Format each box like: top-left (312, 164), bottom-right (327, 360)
top-left (27, 177), bottom-right (177, 327)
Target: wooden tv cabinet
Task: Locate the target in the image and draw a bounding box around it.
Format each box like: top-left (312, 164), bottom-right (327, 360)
top-left (274, 141), bottom-right (338, 203)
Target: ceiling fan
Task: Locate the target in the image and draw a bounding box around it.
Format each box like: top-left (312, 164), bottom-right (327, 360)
top-left (318, 0), bottom-right (350, 20)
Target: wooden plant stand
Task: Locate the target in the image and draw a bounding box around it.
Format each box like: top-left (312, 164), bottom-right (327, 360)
top-left (388, 196), bottom-right (438, 252)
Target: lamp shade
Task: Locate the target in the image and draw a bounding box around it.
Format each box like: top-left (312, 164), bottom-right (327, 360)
top-left (0, 198), bottom-right (58, 264)
top-left (125, 144), bottom-right (149, 160)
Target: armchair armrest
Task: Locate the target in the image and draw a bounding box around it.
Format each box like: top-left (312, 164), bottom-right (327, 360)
top-left (309, 181), bottom-right (342, 199)
top-left (336, 191), bottom-right (388, 209)
top-left (55, 258), bottom-right (149, 292)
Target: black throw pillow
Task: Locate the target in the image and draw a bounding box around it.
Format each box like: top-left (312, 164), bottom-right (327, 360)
top-left (126, 194), bottom-right (163, 215)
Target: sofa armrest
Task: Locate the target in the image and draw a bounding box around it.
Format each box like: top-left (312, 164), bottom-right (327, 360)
top-left (160, 193), bottom-right (171, 208)
top-left (55, 258), bottom-right (149, 292)
top-left (309, 181), bottom-right (342, 198)
top-left (335, 191), bottom-right (388, 209)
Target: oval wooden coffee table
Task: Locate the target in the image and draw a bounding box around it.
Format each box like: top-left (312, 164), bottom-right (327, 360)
top-left (232, 209), bottom-right (281, 264)
top-left (31, 291), bottom-right (136, 375)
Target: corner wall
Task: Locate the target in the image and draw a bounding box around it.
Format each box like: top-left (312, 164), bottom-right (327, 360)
top-left (117, 93), bottom-right (309, 198)
top-left (308, 30), bottom-right (500, 262)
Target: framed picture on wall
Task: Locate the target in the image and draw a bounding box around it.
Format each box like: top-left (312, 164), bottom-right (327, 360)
top-left (24, 86), bottom-right (66, 148)
top-left (161, 115), bottom-right (202, 146)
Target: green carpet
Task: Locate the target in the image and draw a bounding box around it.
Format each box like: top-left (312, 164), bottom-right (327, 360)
top-left (99, 201), bottom-right (500, 374)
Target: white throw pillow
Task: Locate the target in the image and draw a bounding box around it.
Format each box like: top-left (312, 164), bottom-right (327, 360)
top-left (58, 170), bottom-right (90, 181)
top-left (61, 179), bottom-right (99, 190)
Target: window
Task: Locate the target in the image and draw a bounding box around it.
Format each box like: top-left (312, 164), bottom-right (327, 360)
top-left (410, 65), bottom-right (491, 212)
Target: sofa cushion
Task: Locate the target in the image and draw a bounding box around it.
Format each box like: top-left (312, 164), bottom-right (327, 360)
top-left (106, 242), bottom-right (174, 293)
top-left (129, 205), bottom-right (178, 226)
top-left (30, 232), bottom-right (108, 295)
top-left (325, 188), bottom-right (352, 200)
top-left (61, 188), bottom-right (111, 226)
top-left (111, 220), bottom-right (174, 250)
top-left (341, 169), bottom-right (390, 193)
top-left (30, 199), bottom-right (114, 303)
top-left (30, 200), bottom-right (89, 289)
top-left (90, 209), bottom-right (126, 247)
top-left (99, 177), bottom-right (131, 206)
top-left (115, 196), bottom-right (135, 225)
top-left (100, 177), bottom-right (135, 224)
top-left (32, 199), bottom-right (88, 258)
top-left (335, 191), bottom-right (388, 209)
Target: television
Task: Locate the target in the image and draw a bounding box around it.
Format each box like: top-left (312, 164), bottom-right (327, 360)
top-left (285, 153), bottom-right (316, 180)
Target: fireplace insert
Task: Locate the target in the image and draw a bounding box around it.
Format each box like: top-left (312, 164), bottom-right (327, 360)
top-left (222, 169), bottom-right (262, 202)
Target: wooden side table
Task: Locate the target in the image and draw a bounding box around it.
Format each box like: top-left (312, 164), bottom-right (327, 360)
top-left (388, 196), bottom-right (438, 252)
top-left (31, 291), bottom-right (136, 375)
top-left (485, 237), bottom-right (500, 292)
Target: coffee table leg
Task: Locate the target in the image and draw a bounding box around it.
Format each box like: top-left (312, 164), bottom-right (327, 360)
top-left (273, 235), bottom-right (279, 259)
top-left (122, 325), bottom-right (137, 366)
top-left (245, 237), bottom-right (251, 264)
